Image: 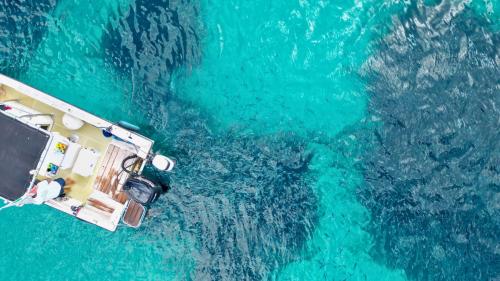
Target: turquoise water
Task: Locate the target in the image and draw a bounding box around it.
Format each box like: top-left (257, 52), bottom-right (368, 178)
top-left (0, 0), bottom-right (498, 280)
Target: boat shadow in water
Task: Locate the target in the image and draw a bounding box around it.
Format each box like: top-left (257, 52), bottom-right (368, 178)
top-left (359, 2), bottom-right (499, 281)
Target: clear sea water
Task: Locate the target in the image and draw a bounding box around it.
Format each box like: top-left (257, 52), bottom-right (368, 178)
top-left (0, 0), bottom-right (498, 280)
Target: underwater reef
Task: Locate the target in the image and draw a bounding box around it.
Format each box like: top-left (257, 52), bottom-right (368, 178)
top-left (103, 0), bottom-right (201, 124)
top-left (144, 99), bottom-right (318, 280)
top-left (103, 1), bottom-right (319, 279)
top-left (0, 0), bottom-right (57, 76)
top-left (103, 0), bottom-right (200, 91)
top-left (360, 3), bottom-right (499, 281)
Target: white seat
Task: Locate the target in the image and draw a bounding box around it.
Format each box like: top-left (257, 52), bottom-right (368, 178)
top-left (39, 132), bottom-right (70, 177)
top-left (4, 101), bottom-right (54, 130)
top-left (60, 142), bottom-right (82, 170)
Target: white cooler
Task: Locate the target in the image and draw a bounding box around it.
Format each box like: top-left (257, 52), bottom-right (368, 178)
top-left (72, 148), bottom-right (100, 177)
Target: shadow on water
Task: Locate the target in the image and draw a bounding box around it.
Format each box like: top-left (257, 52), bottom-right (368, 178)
top-left (360, 2), bottom-right (499, 281)
top-left (0, 0), bottom-right (57, 77)
top-left (103, 1), bottom-right (319, 280)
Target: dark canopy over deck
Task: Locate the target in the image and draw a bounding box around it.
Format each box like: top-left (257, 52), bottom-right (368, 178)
top-left (0, 112), bottom-right (49, 201)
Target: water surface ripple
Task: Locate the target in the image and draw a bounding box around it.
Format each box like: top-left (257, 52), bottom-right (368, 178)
top-left (0, 1), bottom-right (498, 281)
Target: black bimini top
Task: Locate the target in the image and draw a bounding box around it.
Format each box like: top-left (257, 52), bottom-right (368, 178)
top-left (0, 112), bottom-right (50, 201)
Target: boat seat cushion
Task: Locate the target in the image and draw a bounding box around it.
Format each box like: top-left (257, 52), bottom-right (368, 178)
top-left (60, 142), bottom-right (82, 170)
top-left (39, 132), bottom-right (70, 177)
top-left (3, 101), bottom-right (54, 130)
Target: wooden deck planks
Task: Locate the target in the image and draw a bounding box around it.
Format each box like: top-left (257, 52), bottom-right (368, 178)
top-left (123, 200), bottom-right (146, 228)
top-left (93, 143), bottom-right (136, 201)
top-left (95, 145), bottom-right (118, 193)
top-left (113, 192), bottom-right (128, 204)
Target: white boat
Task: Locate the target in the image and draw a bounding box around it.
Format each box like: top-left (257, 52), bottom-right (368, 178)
top-left (0, 74), bottom-right (174, 231)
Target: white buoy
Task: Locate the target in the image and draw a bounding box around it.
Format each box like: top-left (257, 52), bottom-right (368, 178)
top-left (152, 155), bottom-right (175, 172)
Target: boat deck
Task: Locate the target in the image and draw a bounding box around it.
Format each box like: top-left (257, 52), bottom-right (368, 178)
top-left (94, 142), bottom-right (139, 204)
top-left (0, 85), bottom-right (111, 203)
top-left (0, 75), bottom-right (156, 231)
